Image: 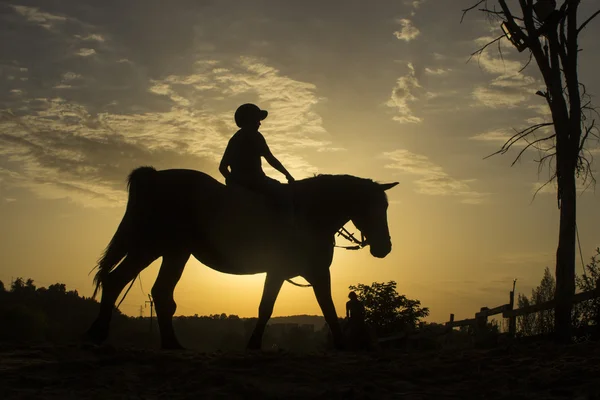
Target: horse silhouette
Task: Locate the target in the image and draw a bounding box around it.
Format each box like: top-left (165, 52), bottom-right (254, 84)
top-left (86, 166), bottom-right (398, 350)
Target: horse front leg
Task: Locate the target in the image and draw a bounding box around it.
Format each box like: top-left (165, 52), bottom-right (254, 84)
top-left (247, 273), bottom-right (284, 350)
top-left (305, 269), bottom-right (344, 350)
top-left (151, 251), bottom-right (190, 350)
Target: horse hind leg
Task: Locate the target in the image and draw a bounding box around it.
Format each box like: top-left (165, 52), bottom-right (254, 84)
top-left (86, 252), bottom-right (156, 344)
top-left (151, 251), bottom-right (190, 350)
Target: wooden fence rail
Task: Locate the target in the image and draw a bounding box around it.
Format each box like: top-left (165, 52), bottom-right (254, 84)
top-left (446, 281), bottom-right (600, 337)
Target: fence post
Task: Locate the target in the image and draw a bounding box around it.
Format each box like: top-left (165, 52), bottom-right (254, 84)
top-left (476, 307), bottom-right (488, 330)
top-left (446, 313), bottom-right (454, 333)
top-left (508, 290), bottom-right (516, 337)
top-left (475, 307), bottom-right (488, 344)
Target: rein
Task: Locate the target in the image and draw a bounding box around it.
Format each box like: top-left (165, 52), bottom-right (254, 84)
top-left (286, 227), bottom-right (368, 288)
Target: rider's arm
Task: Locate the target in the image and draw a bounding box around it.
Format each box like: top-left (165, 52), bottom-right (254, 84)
top-left (261, 135), bottom-right (294, 182)
top-left (219, 146), bottom-right (231, 180)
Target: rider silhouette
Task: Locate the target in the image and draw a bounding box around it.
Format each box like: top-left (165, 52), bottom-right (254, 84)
top-left (219, 104), bottom-right (295, 199)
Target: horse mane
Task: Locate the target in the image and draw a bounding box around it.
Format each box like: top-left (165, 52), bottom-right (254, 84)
top-left (295, 174), bottom-right (387, 202)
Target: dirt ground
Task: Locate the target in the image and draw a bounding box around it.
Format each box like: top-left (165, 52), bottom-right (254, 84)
top-left (0, 340), bottom-right (599, 399)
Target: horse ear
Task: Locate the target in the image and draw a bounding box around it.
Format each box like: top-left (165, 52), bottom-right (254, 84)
top-left (379, 182), bottom-right (399, 191)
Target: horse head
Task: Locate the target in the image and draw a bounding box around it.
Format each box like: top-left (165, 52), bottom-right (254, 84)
top-left (350, 181), bottom-right (398, 258)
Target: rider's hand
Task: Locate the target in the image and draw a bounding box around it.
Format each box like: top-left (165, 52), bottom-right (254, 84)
top-left (286, 175), bottom-right (295, 183)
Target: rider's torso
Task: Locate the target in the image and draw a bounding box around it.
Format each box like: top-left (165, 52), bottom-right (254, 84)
top-left (227, 129), bottom-right (267, 183)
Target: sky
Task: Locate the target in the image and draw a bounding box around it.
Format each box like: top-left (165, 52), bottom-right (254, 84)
top-left (1, 0), bottom-right (600, 323)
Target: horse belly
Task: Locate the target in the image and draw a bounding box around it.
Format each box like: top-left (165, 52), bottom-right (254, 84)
top-left (199, 210), bottom-right (314, 276)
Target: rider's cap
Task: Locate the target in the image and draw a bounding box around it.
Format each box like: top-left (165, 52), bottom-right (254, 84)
top-left (234, 103), bottom-right (268, 128)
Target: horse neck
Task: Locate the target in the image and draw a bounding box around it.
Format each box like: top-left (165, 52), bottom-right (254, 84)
top-left (293, 176), bottom-right (355, 235)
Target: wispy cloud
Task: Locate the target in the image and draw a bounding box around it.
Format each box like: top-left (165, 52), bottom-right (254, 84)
top-left (387, 63), bottom-right (422, 124)
top-left (382, 149), bottom-right (488, 204)
top-left (76, 48), bottom-right (96, 57)
top-left (11, 5), bottom-right (67, 31)
top-left (470, 129), bottom-right (524, 146)
top-left (75, 33), bottom-right (105, 42)
top-left (403, 0), bottom-right (427, 17)
top-left (470, 39), bottom-right (539, 109)
top-left (393, 19), bottom-right (420, 42)
top-left (424, 67), bottom-right (450, 75)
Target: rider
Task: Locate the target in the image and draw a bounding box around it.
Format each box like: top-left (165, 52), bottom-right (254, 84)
top-left (219, 103), bottom-right (295, 200)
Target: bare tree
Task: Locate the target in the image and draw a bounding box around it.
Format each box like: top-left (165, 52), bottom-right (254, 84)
top-left (462, 0), bottom-right (600, 342)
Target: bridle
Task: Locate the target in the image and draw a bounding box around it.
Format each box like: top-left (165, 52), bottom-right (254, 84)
top-left (335, 226), bottom-right (368, 250)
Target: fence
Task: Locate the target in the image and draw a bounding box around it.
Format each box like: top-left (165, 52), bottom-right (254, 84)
top-left (445, 278), bottom-right (600, 338)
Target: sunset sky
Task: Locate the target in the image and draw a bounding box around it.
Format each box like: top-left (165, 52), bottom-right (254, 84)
top-left (2, 0), bottom-right (600, 323)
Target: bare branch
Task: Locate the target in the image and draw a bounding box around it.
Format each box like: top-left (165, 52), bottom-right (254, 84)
top-left (518, 51), bottom-right (534, 73)
top-left (578, 9), bottom-right (600, 34)
top-left (579, 120), bottom-right (596, 153)
top-left (466, 35), bottom-right (504, 63)
top-left (511, 134), bottom-right (557, 166)
top-left (483, 123), bottom-right (554, 160)
top-left (577, 155), bottom-right (596, 192)
top-left (536, 152), bottom-right (557, 178)
top-left (531, 171), bottom-right (557, 203)
top-left (461, 0), bottom-right (487, 23)
top-left (478, 7), bottom-right (524, 21)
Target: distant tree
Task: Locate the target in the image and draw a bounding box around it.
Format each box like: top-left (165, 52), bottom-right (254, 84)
top-left (574, 247), bottom-right (600, 327)
top-left (348, 281), bottom-right (429, 337)
top-left (48, 283), bottom-right (67, 294)
top-left (0, 280), bottom-right (5, 292)
top-left (532, 267), bottom-right (556, 334)
top-left (517, 293), bottom-right (535, 336)
top-left (11, 277), bottom-right (24, 292)
top-left (517, 267), bottom-right (556, 336)
top-left (11, 277), bottom-right (36, 294)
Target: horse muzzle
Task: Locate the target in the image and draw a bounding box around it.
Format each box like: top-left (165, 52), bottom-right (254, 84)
top-left (369, 240), bottom-right (391, 258)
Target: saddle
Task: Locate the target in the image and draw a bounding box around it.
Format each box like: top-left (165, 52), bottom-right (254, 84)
top-left (225, 178), bottom-right (296, 224)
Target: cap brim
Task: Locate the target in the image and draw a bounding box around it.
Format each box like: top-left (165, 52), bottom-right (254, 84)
top-left (259, 110), bottom-right (268, 120)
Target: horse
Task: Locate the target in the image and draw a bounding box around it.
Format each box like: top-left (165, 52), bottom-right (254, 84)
top-left (86, 166), bottom-right (398, 350)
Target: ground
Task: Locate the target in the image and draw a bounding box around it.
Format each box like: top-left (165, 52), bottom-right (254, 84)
top-left (0, 340), bottom-right (599, 399)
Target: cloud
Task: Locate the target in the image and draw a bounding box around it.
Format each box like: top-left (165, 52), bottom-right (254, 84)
top-left (387, 63), bottom-right (422, 124)
top-left (11, 5), bottom-right (67, 31)
top-left (75, 34), bottom-right (105, 42)
top-left (470, 129), bottom-right (522, 145)
top-left (424, 67), bottom-right (450, 75)
top-left (381, 149), bottom-right (488, 204)
top-left (403, 0), bottom-right (427, 17)
top-left (76, 48), bottom-right (96, 57)
top-left (472, 86), bottom-right (528, 108)
top-left (469, 39), bottom-right (540, 109)
top-left (393, 19), bottom-right (420, 42)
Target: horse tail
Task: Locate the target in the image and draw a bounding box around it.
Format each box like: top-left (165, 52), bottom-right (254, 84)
top-left (91, 166), bottom-right (158, 298)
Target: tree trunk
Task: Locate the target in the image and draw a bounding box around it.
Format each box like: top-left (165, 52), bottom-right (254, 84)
top-left (554, 160), bottom-right (577, 343)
